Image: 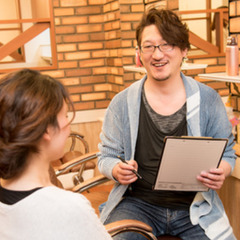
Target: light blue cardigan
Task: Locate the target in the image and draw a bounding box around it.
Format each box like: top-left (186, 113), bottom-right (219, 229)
top-left (98, 73), bottom-right (236, 240)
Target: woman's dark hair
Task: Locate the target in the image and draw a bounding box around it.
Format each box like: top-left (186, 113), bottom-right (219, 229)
top-left (136, 8), bottom-right (190, 51)
top-left (0, 69), bottom-right (74, 179)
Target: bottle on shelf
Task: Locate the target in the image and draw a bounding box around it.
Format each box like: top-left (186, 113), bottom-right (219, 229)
top-left (226, 35), bottom-right (239, 76)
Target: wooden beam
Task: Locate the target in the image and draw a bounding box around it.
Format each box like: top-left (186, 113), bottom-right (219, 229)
top-left (0, 22), bottom-right (50, 61)
top-left (0, 42), bottom-right (24, 61)
top-left (189, 31), bottom-right (219, 55)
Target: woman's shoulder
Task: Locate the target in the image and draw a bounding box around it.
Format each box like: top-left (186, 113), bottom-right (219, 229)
top-left (28, 187), bottom-right (96, 220)
top-left (38, 186), bottom-right (90, 205)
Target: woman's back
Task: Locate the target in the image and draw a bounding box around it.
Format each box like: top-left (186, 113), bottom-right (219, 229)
top-left (0, 186), bottom-right (112, 240)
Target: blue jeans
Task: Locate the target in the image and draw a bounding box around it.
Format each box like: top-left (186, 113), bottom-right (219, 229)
top-left (104, 197), bottom-right (209, 240)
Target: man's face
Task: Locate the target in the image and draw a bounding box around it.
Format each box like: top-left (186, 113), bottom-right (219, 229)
top-left (140, 24), bottom-right (187, 82)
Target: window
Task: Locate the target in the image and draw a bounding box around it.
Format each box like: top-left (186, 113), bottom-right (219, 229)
top-left (0, 0), bottom-right (56, 72)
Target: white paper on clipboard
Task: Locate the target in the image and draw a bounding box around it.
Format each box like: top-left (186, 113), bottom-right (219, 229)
top-left (153, 136), bottom-right (228, 191)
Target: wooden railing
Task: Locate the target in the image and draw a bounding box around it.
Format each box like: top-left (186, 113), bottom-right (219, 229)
top-left (0, 19), bottom-right (50, 61)
top-left (178, 8), bottom-right (228, 58)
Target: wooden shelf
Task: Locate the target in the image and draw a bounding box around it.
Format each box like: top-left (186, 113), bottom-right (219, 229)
top-left (198, 72), bottom-right (240, 83)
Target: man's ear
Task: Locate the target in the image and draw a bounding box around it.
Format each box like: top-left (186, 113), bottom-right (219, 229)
top-left (182, 48), bottom-right (188, 58)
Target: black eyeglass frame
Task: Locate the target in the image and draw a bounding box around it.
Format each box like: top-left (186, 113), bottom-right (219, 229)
top-left (140, 43), bottom-right (175, 54)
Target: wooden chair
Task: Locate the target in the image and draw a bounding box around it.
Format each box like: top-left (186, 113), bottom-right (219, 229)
top-left (106, 219), bottom-right (157, 240)
top-left (51, 132), bottom-right (96, 189)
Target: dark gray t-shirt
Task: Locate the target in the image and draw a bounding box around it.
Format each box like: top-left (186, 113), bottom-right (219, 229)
top-left (126, 88), bottom-right (196, 210)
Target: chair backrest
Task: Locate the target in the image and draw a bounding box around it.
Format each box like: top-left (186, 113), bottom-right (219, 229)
top-left (105, 219), bottom-right (158, 240)
top-left (50, 132), bottom-right (97, 189)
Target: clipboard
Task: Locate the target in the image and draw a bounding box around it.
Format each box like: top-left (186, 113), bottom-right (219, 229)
top-left (153, 136), bottom-right (228, 191)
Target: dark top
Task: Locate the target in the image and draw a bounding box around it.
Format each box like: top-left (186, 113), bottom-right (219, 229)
top-left (125, 89), bottom-right (196, 210)
top-left (0, 185), bottom-right (41, 205)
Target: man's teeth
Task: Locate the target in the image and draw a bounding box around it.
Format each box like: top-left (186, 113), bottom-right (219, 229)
top-left (154, 62), bottom-right (167, 67)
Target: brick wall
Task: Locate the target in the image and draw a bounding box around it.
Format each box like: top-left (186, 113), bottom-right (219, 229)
top-left (38, 0), bottom-right (239, 112)
top-left (40, 0), bottom-right (145, 112)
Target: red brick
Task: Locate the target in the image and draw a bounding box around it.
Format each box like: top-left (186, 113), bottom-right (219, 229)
top-left (62, 16), bottom-right (88, 25)
top-left (120, 22), bottom-right (131, 30)
top-left (76, 24), bottom-right (103, 33)
top-left (103, 3), bottom-right (111, 13)
top-left (89, 15), bottom-right (104, 23)
top-left (69, 94), bottom-right (80, 102)
top-left (57, 44), bottom-right (77, 52)
top-left (218, 89), bottom-right (230, 97)
top-left (82, 92), bottom-right (106, 101)
top-left (122, 57), bottom-right (134, 65)
top-left (55, 35), bottom-right (62, 44)
top-left (65, 52), bottom-right (90, 60)
top-left (66, 69), bottom-right (91, 77)
top-left (60, 0), bottom-right (87, 7)
top-left (92, 50), bottom-right (108, 58)
top-left (121, 13), bottom-right (142, 22)
top-left (60, 77), bottom-right (80, 86)
top-left (119, 0), bottom-right (142, 3)
top-left (105, 39), bottom-right (121, 48)
top-left (79, 59), bottom-right (105, 68)
top-left (55, 26), bottom-right (75, 34)
top-left (58, 61), bottom-right (78, 69)
top-left (206, 81), bottom-right (227, 90)
top-left (54, 8), bottom-right (74, 16)
top-left (96, 100), bottom-right (111, 108)
top-left (76, 6), bottom-right (102, 15)
top-left (68, 85), bottom-right (93, 94)
top-left (120, 5), bottom-right (130, 12)
top-left (81, 76), bottom-right (106, 84)
top-left (74, 102), bottom-right (95, 111)
top-left (121, 31), bottom-right (136, 39)
top-left (205, 66), bottom-right (225, 73)
top-left (57, 53), bottom-right (64, 61)
top-left (54, 18), bottom-right (61, 25)
top-left (88, 0), bottom-right (105, 5)
top-left (123, 72), bottom-right (134, 81)
top-left (78, 42), bottom-right (104, 50)
top-left (92, 67), bottom-right (108, 75)
top-left (131, 5), bottom-right (144, 12)
top-left (90, 32), bottom-right (105, 41)
top-left (63, 35), bottom-right (89, 42)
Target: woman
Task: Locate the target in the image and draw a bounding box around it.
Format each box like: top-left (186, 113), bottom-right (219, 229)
top-left (0, 69), bottom-right (112, 240)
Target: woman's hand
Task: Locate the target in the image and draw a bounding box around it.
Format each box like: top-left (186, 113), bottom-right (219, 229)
top-left (112, 159), bottom-right (138, 185)
top-left (197, 160), bottom-right (231, 190)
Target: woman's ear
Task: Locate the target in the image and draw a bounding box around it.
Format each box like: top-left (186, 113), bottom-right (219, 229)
top-left (42, 127), bottom-right (53, 141)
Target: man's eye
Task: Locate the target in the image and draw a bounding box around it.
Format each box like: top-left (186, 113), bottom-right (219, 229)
top-left (144, 45), bottom-right (153, 48)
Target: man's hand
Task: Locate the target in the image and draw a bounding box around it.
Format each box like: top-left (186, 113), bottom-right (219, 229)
top-left (197, 160), bottom-right (232, 190)
top-left (112, 159), bottom-right (138, 185)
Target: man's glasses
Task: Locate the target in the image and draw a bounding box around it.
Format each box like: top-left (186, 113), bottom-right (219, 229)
top-left (140, 43), bottom-right (174, 54)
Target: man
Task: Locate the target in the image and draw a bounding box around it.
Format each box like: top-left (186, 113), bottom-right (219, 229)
top-left (98, 8), bottom-right (236, 240)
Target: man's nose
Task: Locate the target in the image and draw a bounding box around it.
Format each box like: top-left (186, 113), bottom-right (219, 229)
top-left (152, 46), bottom-right (164, 58)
